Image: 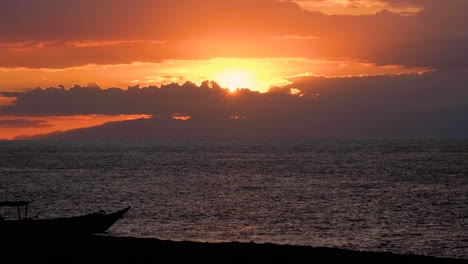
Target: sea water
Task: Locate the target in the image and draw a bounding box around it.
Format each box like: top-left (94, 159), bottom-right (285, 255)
top-left (0, 139), bottom-right (467, 259)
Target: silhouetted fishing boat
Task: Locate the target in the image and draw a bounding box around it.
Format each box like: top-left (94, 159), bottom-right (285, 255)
top-left (0, 201), bottom-right (130, 236)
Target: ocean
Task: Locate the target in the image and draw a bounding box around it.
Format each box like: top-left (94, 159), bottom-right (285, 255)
top-left (0, 139), bottom-right (467, 259)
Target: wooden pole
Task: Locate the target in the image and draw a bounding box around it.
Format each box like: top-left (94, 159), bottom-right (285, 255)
top-left (17, 206), bottom-right (21, 220)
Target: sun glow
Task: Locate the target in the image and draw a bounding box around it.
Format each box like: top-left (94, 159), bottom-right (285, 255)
top-left (0, 58), bottom-right (431, 94)
top-left (213, 68), bottom-right (258, 92)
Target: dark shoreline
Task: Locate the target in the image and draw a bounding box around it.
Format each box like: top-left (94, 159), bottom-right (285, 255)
top-left (2, 235), bottom-right (467, 263)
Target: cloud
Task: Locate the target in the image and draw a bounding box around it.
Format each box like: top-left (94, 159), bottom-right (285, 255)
top-left (0, 119), bottom-right (54, 128)
top-left (279, 68), bottom-right (468, 112)
top-left (2, 68), bottom-right (468, 138)
top-left (0, 0), bottom-right (466, 69)
top-left (272, 35), bottom-right (318, 40)
top-left (0, 81), bottom-right (308, 122)
top-left (0, 0), bottom-right (306, 41)
top-left (278, 68), bottom-right (468, 138)
top-left (0, 40), bottom-right (166, 68)
top-left (287, 0), bottom-right (423, 15)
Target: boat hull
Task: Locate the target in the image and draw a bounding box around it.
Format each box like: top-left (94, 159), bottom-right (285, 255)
top-left (0, 207), bottom-right (130, 237)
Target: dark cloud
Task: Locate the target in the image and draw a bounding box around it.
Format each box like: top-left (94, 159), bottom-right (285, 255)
top-left (278, 68), bottom-right (468, 112)
top-left (382, 0), bottom-right (467, 9)
top-left (0, 81), bottom-right (308, 122)
top-left (269, 68), bottom-right (468, 138)
top-left (311, 5), bottom-right (468, 68)
top-left (0, 0), bottom-right (307, 42)
top-left (0, 119), bottom-right (54, 128)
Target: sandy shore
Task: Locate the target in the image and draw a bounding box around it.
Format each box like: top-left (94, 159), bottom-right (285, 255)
top-left (1, 235), bottom-right (467, 263)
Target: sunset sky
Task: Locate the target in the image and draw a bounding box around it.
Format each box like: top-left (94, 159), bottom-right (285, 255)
top-left (1, 0), bottom-right (467, 139)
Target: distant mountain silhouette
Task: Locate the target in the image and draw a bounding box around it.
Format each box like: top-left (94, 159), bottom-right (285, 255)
top-left (13, 117), bottom-right (307, 140)
top-left (13, 108), bottom-right (468, 140)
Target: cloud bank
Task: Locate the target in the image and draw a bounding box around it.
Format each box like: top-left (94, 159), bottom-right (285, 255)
top-left (0, 81), bottom-right (307, 121)
top-left (3, 69), bottom-right (468, 139)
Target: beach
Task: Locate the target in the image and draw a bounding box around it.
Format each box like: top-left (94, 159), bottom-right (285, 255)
top-left (2, 235), bottom-right (467, 263)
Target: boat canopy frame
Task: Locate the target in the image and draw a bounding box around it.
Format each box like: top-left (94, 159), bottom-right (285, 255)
top-left (0, 201), bottom-right (31, 220)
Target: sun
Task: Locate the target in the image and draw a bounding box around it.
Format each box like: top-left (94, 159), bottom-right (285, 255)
top-left (213, 68), bottom-right (257, 92)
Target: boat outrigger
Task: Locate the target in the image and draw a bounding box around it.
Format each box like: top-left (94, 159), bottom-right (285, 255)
top-left (0, 201), bottom-right (130, 236)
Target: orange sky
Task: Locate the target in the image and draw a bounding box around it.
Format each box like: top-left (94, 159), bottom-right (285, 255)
top-left (0, 115), bottom-right (151, 140)
top-left (1, 0), bottom-right (467, 139)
